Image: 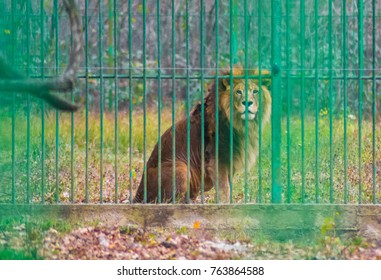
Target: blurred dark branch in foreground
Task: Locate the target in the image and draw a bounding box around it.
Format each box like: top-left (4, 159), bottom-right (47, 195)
top-left (0, 0), bottom-right (82, 112)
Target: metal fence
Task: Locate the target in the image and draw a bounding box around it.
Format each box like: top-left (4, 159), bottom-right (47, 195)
top-left (0, 0), bottom-right (380, 204)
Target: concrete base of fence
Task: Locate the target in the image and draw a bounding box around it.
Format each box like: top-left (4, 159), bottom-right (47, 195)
top-left (1, 204), bottom-right (381, 241)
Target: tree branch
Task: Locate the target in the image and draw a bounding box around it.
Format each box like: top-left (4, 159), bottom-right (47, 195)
top-left (0, 0), bottom-right (83, 112)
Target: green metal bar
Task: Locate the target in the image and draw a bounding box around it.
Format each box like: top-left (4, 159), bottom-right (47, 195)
top-left (371, 0), bottom-right (377, 204)
top-left (11, 95), bottom-right (15, 204)
top-left (286, 0), bottom-right (291, 203)
top-left (99, 0), bottom-right (104, 204)
top-left (11, 0), bottom-right (15, 204)
top-left (300, 0), bottom-right (305, 203)
top-left (228, 0), bottom-right (234, 204)
top-left (114, 0), bottom-right (119, 203)
top-left (357, 0), bottom-right (364, 204)
top-left (157, 0), bottom-right (162, 203)
top-left (271, 0), bottom-right (282, 203)
top-left (26, 0), bottom-right (31, 204)
top-left (314, 0), bottom-right (319, 204)
top-left (54, 0), bottom-right (59, 204)
top-left (11, 95), bottom-right (15, 203)
top-left (185, 0), bottom-right (191, 203)
top-left (244, 0), bottom-right (249, 204)
top-left (328, 0), bottom-right (334, 203)
top-left (257, 0), bottom-right (263, 203)
top-left (70, 32), bottom-right (74, 204)
top-left (342, 0), bottom-right (348, 204)
top-left (214, 0), bottom-right (219, 203)
top-left (40, 0), bottom-right (45, 204)
top-left (171, 0), bottom-right (176, 203)
top-left (128, 0), bottom-right (133, 204)
top-left (200, 0), bottom-right (205, 204)
top-left (143, 0), bottom-right (147, 203)
top-left (85, 0), bottom-right (89, 204)
top-left (71, 88), bottom-right (74, 204)
top-left (352, 3), bottom-right (356, 190)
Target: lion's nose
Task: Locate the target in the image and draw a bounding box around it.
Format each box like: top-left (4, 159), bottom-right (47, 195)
top-left (242, 101), bottom-right (253, 107)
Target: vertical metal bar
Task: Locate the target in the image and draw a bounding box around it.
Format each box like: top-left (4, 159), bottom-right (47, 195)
top-left (351, 5), bottom-right (356, 82)
top-left (257, 0), bottom-right (263, 203)
top-left (214, 0), bottom-right (219, 203)
top-left (185, 0), bottom-right (191, 203)
top-left (228, 0), bottom-right (234, 204)
top-left (85, 0), bottom-right (89, 204)
top-left (157, 0), bottom-right (162, 203)
top-left (300, 0), bottom-right (305, 203)
top-left (99, 0), bottom-right (104, 204)
top-left (11, 0), bottom-right (15, 205)
top-left (286, 0), bottom-right (291, 203)
top-left (70, 35), bottom-right (75, 204)
top-left (314, 0), bottom-right (319, 203)
top-left (26, 0), bottom-right (31, 204)
top-left (371, 0), bottom-right (377, 204)
top-left (171, 0), bottom-right (176, 203)
top-left (328, 0), bottom-right (334, 203)
top-left (128, 0), bottom-right (133, 204)
top-left (11, 93), bottom-right (15, 202)
top-left (71, 87), bottom-right (75, 204)
top-left (244, 0), bottom-right (249, 204)
top-left (40, 0), bottom-right (45, 204)
top-left (343, 0), bottom-right (348, 204)
top-left (200, 0), bottom-right (205, 204)
top-left (107, 0), bottom-right (113, 112)
top-left (271, 0), bottom-right (282, 203)
top-left (142, 0), bottom-right (147, 203)
top-left (114, 0), bottom-right (119, 203)
top-left (357, 0), bottom-right (364, 204)
top-left (54, 0), bottom-right (60, 204)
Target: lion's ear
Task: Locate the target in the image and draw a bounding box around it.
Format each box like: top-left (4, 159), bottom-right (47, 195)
top-left (251, 69), bottom-right (271, 89)
top-left (220, 78), bottom-right (230, 91)
top-left (262, 77), bottom-right (271, 88)
top-left (260, 69), bottom-right (271, 88)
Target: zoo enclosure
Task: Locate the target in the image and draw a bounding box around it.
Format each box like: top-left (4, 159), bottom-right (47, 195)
top-left (0, 0), bottom-right (380, 205)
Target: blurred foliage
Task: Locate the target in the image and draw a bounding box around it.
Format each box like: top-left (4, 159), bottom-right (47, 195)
top-left (0, 0), bottom-right (379, 116)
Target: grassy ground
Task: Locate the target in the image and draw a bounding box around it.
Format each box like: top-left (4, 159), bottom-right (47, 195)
top-left (0, 106), bottom-right (380, 204)
top-left (0, 107), bottom-right (380, 259)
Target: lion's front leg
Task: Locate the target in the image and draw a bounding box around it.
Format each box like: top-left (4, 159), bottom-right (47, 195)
top-left (217, 168), bottom-right (230, 203)
top-left (205, 160), bottom-right (230, 203)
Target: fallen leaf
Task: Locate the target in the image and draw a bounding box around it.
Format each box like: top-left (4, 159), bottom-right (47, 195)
top-left (193, 220), bottom-right (201, 229)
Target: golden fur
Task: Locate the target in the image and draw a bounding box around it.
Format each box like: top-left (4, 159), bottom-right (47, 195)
top-left (133, 66), bottom-right (272, 203)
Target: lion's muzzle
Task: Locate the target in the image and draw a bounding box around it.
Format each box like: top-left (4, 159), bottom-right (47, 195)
top-left (240, 101), bottom-right (257, 120)
top-left (241, 111), bottom-right (256, 120)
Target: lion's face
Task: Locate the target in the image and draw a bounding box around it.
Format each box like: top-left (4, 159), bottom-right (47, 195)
top-left (218, 68), bottom-right (272, 127)
top-left (232, 81), bottom-right (260, 121)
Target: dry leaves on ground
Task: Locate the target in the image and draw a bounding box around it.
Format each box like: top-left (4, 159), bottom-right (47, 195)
top-left (41, 225), bottom-right (246, 260)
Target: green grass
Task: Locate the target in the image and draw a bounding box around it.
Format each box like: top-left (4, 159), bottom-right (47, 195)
top-left (0, 107), bottom-right (380, 204)
top-left (0, 248), bottom-right (41, 260)
top-left (0, 215), bottom-right (73, 260)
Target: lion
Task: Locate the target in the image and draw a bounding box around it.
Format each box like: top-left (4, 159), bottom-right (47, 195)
top-left (133, 66), bottom-right (272, 203)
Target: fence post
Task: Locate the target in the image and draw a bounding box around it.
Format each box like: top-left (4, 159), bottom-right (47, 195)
top-left (271, 0), bottom-right (282, 203)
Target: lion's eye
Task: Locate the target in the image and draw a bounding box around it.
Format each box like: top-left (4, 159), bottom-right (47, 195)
top-left (236, 90), bottom-right (243, 95)
top-left (253, 89), bottom-right (259, 95)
